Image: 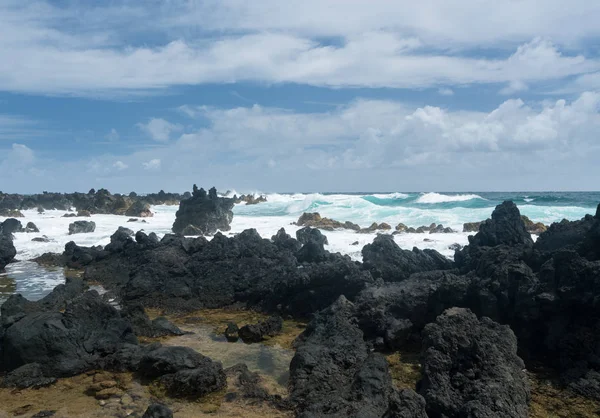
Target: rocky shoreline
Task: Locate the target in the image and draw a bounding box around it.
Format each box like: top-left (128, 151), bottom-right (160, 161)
top-left (0, 189), bottom-right (599, 417)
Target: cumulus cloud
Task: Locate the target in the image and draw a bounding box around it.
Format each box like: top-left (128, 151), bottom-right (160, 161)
top-left (0, 2), bottom-right (599, 96)
top-left (137, 118), bottom-right (182, 142)
top-left (2, 93), bottom-right (600, 192)
top-left (113, 160), bottom-right (128, 171)
top-left (143, 159), bottom-right (161, 170)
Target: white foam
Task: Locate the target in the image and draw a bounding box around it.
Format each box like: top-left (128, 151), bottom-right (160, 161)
top-left (369, 192), bottom-right (410, 199)
top-left (416, 192), bottom-right (485, 204)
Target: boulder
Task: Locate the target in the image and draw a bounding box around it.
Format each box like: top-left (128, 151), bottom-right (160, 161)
top-left (418, 308), bottom-right (530, 418)
top-left (1, 218), bottom-right (23, 234)
top-left (362, 235), bottom-right (453, 282)
top-left (463, 221), bottom-right (483, 233)
top-left (238, 315), bottom-right (283, 343)
top-left (395, 223), bottom-right (408, 233)
top-left (31, 236), bottom-right (51, 243)
top-left (142, 404), bottom-right (173, 418)
top-left (469, 201), bottom-right (533, 248)
top-left (271, 228), bottom-right (302, 252)
top-left (121, 304), bottom-right (185, 338)
top-left (25, 222), bottom-right (40, 233)
top-left (125, 200), bottom-right (153, 218)
top-left (77, 210), bottom-right (91, 217)
top-left (521, 215), bottom-right (547, 234)
top-left (138, 346), bottom-right (226, 398)
top-left (68, 220), bottom-right (96, 235)
top-left (172, 185), bottom-right (234, 235)
top-left (296, 212), bottom-right (360, 231)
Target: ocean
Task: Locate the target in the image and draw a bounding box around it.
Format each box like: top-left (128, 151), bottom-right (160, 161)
top-left (1, 191), bottom-right (599, 306)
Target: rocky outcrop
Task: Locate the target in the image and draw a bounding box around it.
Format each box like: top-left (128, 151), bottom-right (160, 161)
top-left (2, 291), bottom-right (138, 376)
top-left (362, 235), bottom-right (452, 282)
top-left (296, 212), bottom-right (360, 231)
top-left (464, 216), bottom-right (546, 234)
top-left (418, 308), bottom-right (530, 418)
top-left (121, 304), bottom-right (185, 338)
top-left (172, 185), bottom-right (234, 235)
top-left (234, 194), bottom-right (268, 205)
top-left (0, 209), bottom-right (24, 217)
top-left (289, 296), bottom-right (427, 417)
top-left (0, 234), bottom-right (16, 270)
top-left (125, 200), bottom-right (153, 218)
top-left (68, 220), bottom-right (96, 235)
top-left (25, 222), bottom-right (39, 233)
top-left (238, 315), bottom-right (283, 343)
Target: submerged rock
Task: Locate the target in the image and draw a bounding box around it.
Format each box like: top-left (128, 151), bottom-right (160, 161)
top-left (172, 185), bottom-right (234, 235)
top-left (419, 308), bottom-right (530, 418)
top-left (68, 220), bottom-right (96, 235)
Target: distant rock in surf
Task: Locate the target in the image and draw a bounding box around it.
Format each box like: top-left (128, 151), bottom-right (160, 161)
top-left (68, 220), bottom-right (96, 235)
top-left (0, 209), bottom-right (24, 217)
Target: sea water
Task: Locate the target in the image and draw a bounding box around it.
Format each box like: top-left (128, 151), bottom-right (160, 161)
top-left (1, 191), bottom-right (598, 304)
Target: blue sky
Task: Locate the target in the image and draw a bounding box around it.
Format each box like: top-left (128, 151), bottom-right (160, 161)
top-left (1, 0), bottom-right (600, 193)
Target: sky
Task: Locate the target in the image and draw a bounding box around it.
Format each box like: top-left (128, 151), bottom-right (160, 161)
top-left (1, 1), bottom-right (600, 193)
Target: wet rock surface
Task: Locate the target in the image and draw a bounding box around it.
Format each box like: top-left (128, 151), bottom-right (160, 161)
top-left (68, 220), bottom-right (96, 235)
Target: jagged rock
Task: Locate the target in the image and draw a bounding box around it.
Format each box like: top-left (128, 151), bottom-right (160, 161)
top-left (135, 231), bottom-right (159, 247)
top-left (2, 291), bottom-right (137, 377)
top-left (77, 210), bottom-right (92, 217)
top-left (429, 224), bottom-right (454, 233)
top-left (0, 209), bottom-right (24, 217)
top-left (534, 215), bottom-right (597, 253)
top-left (125, 200), bottom-right (154, 217)
top-left (271, 228), bottom-right (302, 252)
top-left (25, 222), bottom-right (39, 233)
top-left (296, 226), bottom-right (328, 246)
top-left (68, 220), bottom-right (96, 235)
top-left (472, 202), bottom-right (532, 248)
top-left (142, 404), bottom-right (173, 418)
top-left (296, 212), bottom-right (360, 232)
top-left (521, 215), bottom-right (547, 234)
top-left (1, 363), bottom-right (57, 389)
top-left (1, 218), bottom-right (23, 234)
top-left (463, 221), bottom-right (483, 232)
top-left (0, 234), bottom-right (16, 270)
top-left (172, 185), bottom-right (234, 235)
top-left (395, 223), bottom-right (408, 233)
top-left (238, 315), bottom-right (283, 343)
top-left (362, 235), bottom-right (452, 282)
top-left (234, 194), bottom-right (268, 205)
top-left (121, 304), bottom-right (184, 338)
top-left (138, 346), bottom-right (226, 398)
top-left (181, 224), bottom-right (204, 236)
top-left (289, 296), bottom-right (427, 417)
top-left (419, 308), bottom-right (530, 418)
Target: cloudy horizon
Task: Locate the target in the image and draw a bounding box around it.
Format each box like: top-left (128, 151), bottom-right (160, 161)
top-left (1, 0), bottom-right (599, 193)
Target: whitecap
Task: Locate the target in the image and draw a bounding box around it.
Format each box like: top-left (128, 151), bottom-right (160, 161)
top-left (416, 192), bottom-right (485, 204)
top-left (368, 192), bottom-right (410, 200)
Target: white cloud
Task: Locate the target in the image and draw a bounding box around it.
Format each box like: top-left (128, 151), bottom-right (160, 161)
top-left (10, 143), bottom-right (35, 164)
top-left (0, 1), bottom-right (599, 96)
top-left (499, 80), bottom-right (529, 95)
top-left (137, 118), bottom-right (182, 142)
top-left (438, 88), bottom-right (454, 96)
top-left (143, 159), bottom-right (161, 170)
top-left (113, 160), bottom-right (128, 171)
top-left (105, 128), bottom-right (119, 142)
top-left (2, 93), bottom-right (600, 192)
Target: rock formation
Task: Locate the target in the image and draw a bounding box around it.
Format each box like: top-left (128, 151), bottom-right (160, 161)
top-left (172, 185), bottom-right (234, 235)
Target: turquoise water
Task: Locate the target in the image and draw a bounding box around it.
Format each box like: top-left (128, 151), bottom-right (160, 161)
top-left (232, 191), bottom-right (599, 227)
